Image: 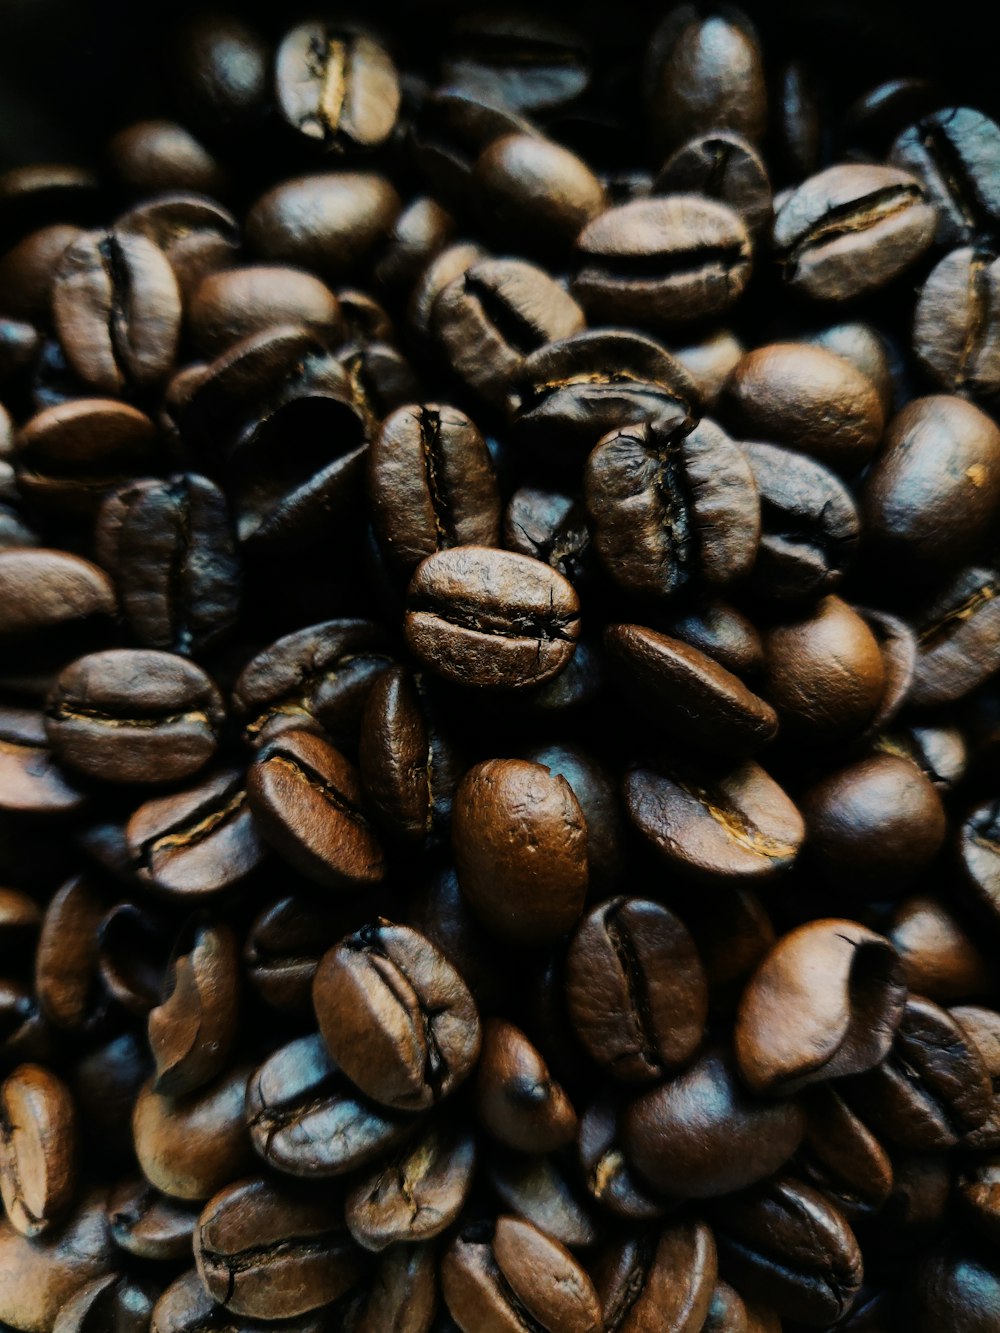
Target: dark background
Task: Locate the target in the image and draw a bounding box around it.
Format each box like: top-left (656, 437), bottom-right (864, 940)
top-left (0, 0), bottom-right (995, 169)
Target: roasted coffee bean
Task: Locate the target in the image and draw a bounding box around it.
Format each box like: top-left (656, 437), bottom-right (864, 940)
top-left (623, 1046), bottom-right (805, 1197)
top-left (725, 342), bottom-right (884, 474)
top-left (126, 768), bottom-right (266, 898)
top-left (712, 1176), bottom-right (863, 1324)
top-left (0, 548), bottom-right (115, 640)
top-left (109, 119), bottom-right (227, 198)
top-left (374, 196), bottom-right (455, 295)
top-left (889, 897), bottom-right (991, 1004)
top-left (654, 132), bottom-right (772, 237)
top-left (188, 265), bottom-right (344, 356)
top-left (442, 12), bottom-right (591, 113)
top-left (891, 107), bottom-right (1000, 247)
top-left (802, 754), bottom-right (948, 889)
top-left (369, 404), bottom-right (500, 577)
top-left (405, 546), bottom-right (580, 691)
top-left (911, 1247), bottom-right (1000, 1333)
top-left (862, 395), bottom-right (1000, 569)
top-left (625, 758), bottom-right (804, 883)
top-left (567, 897), bottom-right (707, 1083)
top-left (577, 1097), bottom-right (666, 1220)
top-left (453, 757), bottom-right (588, 946)
top-left (0, 317), bottom-right (41, 389)
top-left (44, 650), bottom-right (223, 785)
top-left (312, 922), bottom-right (481, 1112)
top-left (503, 487), bottom-right (590, 585)
top-left (735, 920), bottom-right (906, 1095)
top-left (913, 247), bottom-right (1000, 399)
top-left (842, 77), bottom-right (943, 156)
top-left (175, 14), bottom-right (270, 134)
top-left (107, 1176), bottom-right (198, 1261)
top-left (876, 721), bottom-right (968, 791)
top-left (960, 798), bottom-right (1000, 928)
top-left (474, 134), bottom-right (606, 254)
top-left (441, 1215), bottom-right (602, 1333)
top-left (475, 1018), bottom-right (576, 1153)
top-left (847, 995), bottom-right (991, 1149)
top-left (151, 1268), bottom-right (326, 1333)
top-left (246, 173), bottom-right (401, 281)
top-left (244, 896), bottom-right (355, 1015)
top-left (0, 1063), bottom-right (76, 1238)
top-left (645, 6), bottom-right (767, 149)
top-left (432, 258), bottom-right (585, 407)
top-left (0, 223), bottom-right (84, 322)
top-left (34, 876), bottom-right (106, 1033)
top-left (772, 163), bottom-right (936, 300)
top-left (51, 228), bottom-right (182, 394)
top-left (670, 329), bottom-right (744, 412)
top-left (486, 1145), bottom-right (599, 1249)
top-left (95, 900), bottom-right (171, 1017)
top-left (96, 474), bottom-right (241, 656)
top-left (275, 22), bottom-right (400, 151)
top-left (509, 327), bottom-right (698, 455)
top-left (859, 607), bottom-right (916, 731)
top-left (246, 1032), bottom-right (411, 1178)
top-left (761, 596), bottom-right (886, 741)
top-left (605, 624), bottom-right (776, 754)
top-left (595, 1222), bottom-right (717, 1332)
top-left (408, 864), bottom-right (506, 1013)
top-left (520, 742), bottom-right (622, 895)
top-left (573, 196), bottom-right (752, 327)
top-left (148, 917), bottom-right (238, 1097)
top-left (802, 321), bottom-right (895, 415)
top-left (586, 417), bottom-right (759, 600)
top-left (346, 1117), bottom-right (475, 1252)
top-left (1, 706), bottom-right (86, 817)
top-left (799, 1084), bottom-right (895, 1222)
top-left (248, 730), bottom-right (383, 888)
top-left (661, 599), bottom-right (762, 679)
top-left (195, 1177), bottom-right (362, 1318)
top-left (910, 564), bottom-right (1000, 706)
top-left (133, 1065), bottom-right (253, 1202)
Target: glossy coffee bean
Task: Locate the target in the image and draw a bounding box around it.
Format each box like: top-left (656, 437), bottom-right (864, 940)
top-left (475, 1018), bottom-right (576, 1153)
top-left (913, 247), bottom-right (1000, 399)
top-left (108, 119), bottom-right (225, 197)
top-left (0, 1063), bottom-right (76, 1238)
top-left (116, 193), bottom-right (240, 302)
top-left (442, 12), bottom-right (591, 114)
top-left (735, 920), bottom-right (906, 1094)
top-left (799, 1084), bottom-right (894, 1223)
top-left (577, 1097), bottom-right (666, 1222)
top-left (453, 758), bottom-right (588, 946)
top-left (912, 1247), bottom-right (1000, 1333)
top-left (244, 896), bottom-right (361, 1016)
top-left (0, 548), bottom-right (115, 640)
top-left (503, 487), bottom-right (590, 585)
top-left (910, 564), bottom-right (1000, 706)
top-left (567, 897), bottom-right (707, 1084)
top-left (596, 1222), bottom-right (717, 1333)
top-left (772, 163), bottom-right (936, 300)
top-left (275, 22), bottom-right (400, 151)
top-left (405, 546), bottom-right (581, 691)
top-left (0, 706), bottom-right (86, 818)
top-left (669, 329), bottom-right (744, 412)
top-left (312, 921), bottom-right (481, 1112)
top-left (0, 223), bottom-right (83, 322)
top-left (188, 265), bottom-right (344, 356)
top-left (623, 1047), bottom-right (805, 1198)
top-left (891, 107), bottom-right (1000, 247)
top-left (888, 897), bottom-right (991, 1004)
top-left (106, 1177), bottom-right (198, 1261)
top-left (195, 1177), bottom-right (361, 1318)
top-left (586, 418), bottom-right (759, 600)
top-left (803, 321), bottom-right (895, 416)
top-left (133, 1065), bottom-right (252, 1202)
top-left (52, 1272), bottom-right (159, 1333)
top-left (655, 131), bottom-right (772, 237)
top-left (573, 196), bottom-right (752, 327)
top-left (148, 917), bottom-right (238, 1097)
top-left (473, 134), bottom-right (606, 253)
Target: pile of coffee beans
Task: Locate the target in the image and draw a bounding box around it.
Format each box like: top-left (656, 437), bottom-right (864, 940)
top-left (3, 5), bottom-right (1000, 1330)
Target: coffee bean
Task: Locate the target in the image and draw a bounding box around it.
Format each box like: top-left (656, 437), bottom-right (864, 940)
top-left (107, 1177), bottom-right (198, 1261)
top-left (453, 757), bottom-right (588, 946)
top-left (623, 1046), bottom-right (805, 1197)
top-left (567, 897), bottom-right (707, 1083)
top-left (486, 1145), bottom-right (599, 1250)
top-left (858, 607), bottom-right (916, 732)
top-left (595, 1222), bottom-right (718, 1333)
top-left (0, 224), bottom-right (84, 322)
top-left (521, 742), bottom-right (624, 896)
top-left (573, 196), bottom-right (752, 327)
top-left (960, 798), bottom-right (1000, 929)
top-left (374, 196), bottom-right (456, 295)
top-left (108, 119), bottom-right (227, 198)
top-left (702, 1281), bottom-right (750, 1333)
top-left (586, 417), bottom-right (760, 600)
top-left (772, 164), bottom-right (936, 300)
top-left (577, 1097), bottom-right (667, 1221)
top-left (625, 758), bottom-right (804, 883)
top-left (888, 896), bottom-right (991, 1004)
top-left (195, 1177), bottom-right (362, 1318)
top-left (890, 107), bottom-right (1000, 247)
top-left (654, 132), bottom-right (772, 237)
top-left (661, 599), bottom-right (763, 678)
top-left (116, 193), bottom-right (240, 303)
top-left (175, 14), bottom-right (270, 134)
top-left (405, 546), bottom-right (580, 691)
top-left (0, 548), bottom-right (115, 639)
top-left (441, 1215), bottom-right (602, 1333)
top-left (799, 1084), bottom-right (895, 1222)
top-left (151, 1268), bottom-right (326, 1333)
top-left (275, 22), bottom-right (400, 151)
top-left (670, 329), bottom-right (744, 411)
top-left (312, 921), bottom-right (481, 1112)
top-left (33, 877), bottom-right (107, 1033)
top-left (248, 729), bottom-right (384, 889)
top-left (1, 706), bottom-right (86, 817)
top-left (911, 564), bottom-right (1000, 706)
top-left (503, 486), bottom-right (590, 585)
top-left (189, 265), bottom-right (344, 356)
top-left (244, 896), bottom-right (357, 1015)
top-left (681, 884), bottom-right (775, 1007)
top-left (913, 247), bottom-right (1000, 400)
top-left (911, 1247), bottom-right (1000, 1333)
top-left (474, 134), bottom-right (606, 254)
top-left (802, 321), bottom-right (895, 416)
top-left (735, 920), bottom-right (906, 1095)
top-left (0, 1063), bottom-right (76, 1238)
top-left (442, 12), bottom-right (591, 114)
top-left (475, 1018), bottom-right (576, 1153)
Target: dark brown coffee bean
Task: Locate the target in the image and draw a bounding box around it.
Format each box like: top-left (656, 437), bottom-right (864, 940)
top-left (735, 920), bottom-right (906, 1095)
top-left (586, 417), bottom-right (759, 600)
top-left (605, 624), bottom-right (776, 754)
top-left (246, 173), bottom-right (401, 281)
top-left (670, 329), bottom-right (744, 411)
top-left (133, 1065), bottom-right (253, 1202)
top-left (911, 1247), bottom-right (1000, 1333)
top-left (0, 1063), bottom-right (76, 1238)
top-left (475, 1018), bottom-right (576, 1153)
top-left (189, 265), bottom-right (344, 356)
top-left (913, 247), bottom-right (1000, 399)
top-left (595, 1222), bottom-right (718, 1332)
top-left (246, 1032), bottom-right (411, 1178)
top-left (0, 224), bottom-right (84, 322)
top-left (442, 12), bottom-right (591, 113)
top-left (910, 564), bottom-right (1000, 706)
top-left (890, 107), bottom-right (1000, 247)
top-left (887, 896), bottom-right (991, 1004)
top-left (148, 917), bottom-right (238, 1097)
top-left (453, 757), bottom-right (588, 946)
top-left (248, 729), bottom-right (384, 889)
top-left (346, 1117), bottom-right (475, 1251)
top-left (726, 343), bottom-right (885, 474)
top-left (107, 1177), bottom-right (198, 1261)
top-left (44, 650), bottom-right (223, 785)
top-left (625, 758), bottom-right (804, 883)
top-left (33, 877), bottom-right (107, 1038)
top-left (842, 77), bottom-right (943, 156)
top-left (408, 864), bottom-right (506, 1013)
top-left (573, 196), bottom-right (752, 327)
top-left (116, 193), bottom-right (240, 303)
top-left (645, 6), bottom-right (767, 149)
top-left (520, 742), bottom-right (623, 896)
top-left (772, 164), bottom-right (936, 300)
top-left (175, 14), bottom-right (270, 134)
top-left (369, 404), bottom-right (500, 577)
top-left (623, 1047), bottom-right (805, 1197)
top-left (151, 1268), bottom-right (326, 1333)
top-left (344, 1242), bottom-right (437, 1333)
top-left (233, 619), bottom-right (392, 748)
top-left (474, 134), bottom-right (606, 253)
top-left (862, 395), bottom-right (1000, 569)
top-left (661, 599), bottom-right (762, 678)
top-left (486, 1145), bottom-right (599, 1249)
top-left (195, 1177), bottom-right (361, 1318)
top-left (1, 706), bottom-right (86, 817)
top-left (654, 132), bottom-right (772, 237)
top-left (802, 321), bottom-right (895, 416)
top-left (405, 546), bottom-right (580, 691)
top-left (503, 486), bottom-right (590, 585)
top-left (577, 1097), bottom-right (667, 1221)
top-left (875, 722), bottom-right (968, 792)
top-left (858, 607), bottom-right (916, 731)
top-left (108, 120), bottom-right (226, 197)
top-left (275, 22), bottom-right (400, 151)
top-left (0, 548), bottom-right (115, 639)
top-left (244, 897), bottom-right (356, 1015)
top-left (432, 258), bottom-right (585, 407)
top-left (55, 1273), bottom-right (159, 1333)
top-left (712, 1176), bottom-right (863, 1324)
top-left (312, 921), bottom-right (481, 1112)
top-left (567, 897), bottom-right (707, 1084)
top-left (126, 768), bottom-right (267, 898)
top-left (441, 1215), bottom-right (602, 1333)
top-left (95, 900), bottom-right (171, 1018)
top-left (374, 196), bottom-right (455, 296)
top-left (960, 798), bottom-right (1000, 929)
top-left (799, 1084), bottom-right (894, 1222)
